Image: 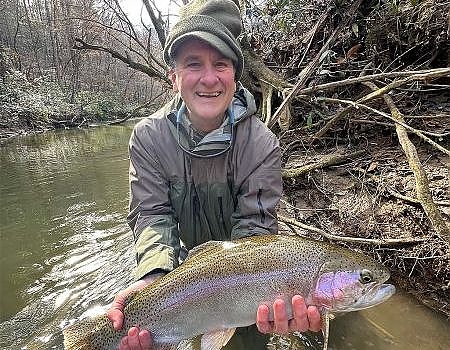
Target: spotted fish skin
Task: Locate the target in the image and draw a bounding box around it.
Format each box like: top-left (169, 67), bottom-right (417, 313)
top-left (63, 234), bottom-right (395, 350)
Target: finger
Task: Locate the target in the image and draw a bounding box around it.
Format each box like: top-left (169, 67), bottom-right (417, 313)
top-left (107, 294), bottom-right (126, 330)
top-left (273, 299), bottom-right (289, 334)
top-left (119, 335), bottom-right (129, 350)
top-left (256, 304), bottom-right (272, 334)
top-left (138, 329), bottom-right (152, 349)
top-left (290, 295), bottom-right (309, 332)
top-left (107, 307), bottom-right (125, 330)
top-left (307, 306), bottom-right (322, 332)
top-left (126, 327), bottom-right (142, 349)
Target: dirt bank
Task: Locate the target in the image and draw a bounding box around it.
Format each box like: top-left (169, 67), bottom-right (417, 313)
top-left (277, 130), bottom-right (449, 317)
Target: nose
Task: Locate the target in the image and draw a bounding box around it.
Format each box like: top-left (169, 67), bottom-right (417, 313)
top-left (199, 65), bottom-right (220, 86)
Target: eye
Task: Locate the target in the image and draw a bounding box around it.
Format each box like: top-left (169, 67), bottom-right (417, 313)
top-left (359, 269), bottom-right (373, 284)
top-left (186, 61), bottom-right (202, 70)
top-left (215, 60), bottom-right (232, 71)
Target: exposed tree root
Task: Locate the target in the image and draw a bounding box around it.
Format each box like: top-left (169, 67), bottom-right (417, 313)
top-left (278, 215), bottom-right (427, 246)
top-left (367, 81), bottom-right (450, 244)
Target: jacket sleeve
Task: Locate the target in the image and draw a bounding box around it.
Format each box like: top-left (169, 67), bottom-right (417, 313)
top-left (127, 124), bottom-right (181, 281)
top-left (230, 118), bottom-right (282, 238)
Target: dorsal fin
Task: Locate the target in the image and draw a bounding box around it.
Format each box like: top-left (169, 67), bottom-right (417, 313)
top-left (185, 241), bottom-right (225, 262)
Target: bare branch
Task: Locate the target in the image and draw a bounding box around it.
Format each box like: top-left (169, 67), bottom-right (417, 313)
top-left (142, 0), bottom-right (167, 47)
top-left (73, 38), bottom-right (171, 85)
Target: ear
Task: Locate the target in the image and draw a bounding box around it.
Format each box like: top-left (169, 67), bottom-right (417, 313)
top-left (168, 68), bottom-right (178, 92)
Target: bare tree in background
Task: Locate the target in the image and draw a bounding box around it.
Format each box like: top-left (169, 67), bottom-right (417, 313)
top-left (72, 0), bottom-right (183, 86)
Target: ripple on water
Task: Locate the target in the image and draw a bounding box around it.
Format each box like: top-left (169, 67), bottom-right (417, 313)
top-left (0, 218), bottom-right (134, 350)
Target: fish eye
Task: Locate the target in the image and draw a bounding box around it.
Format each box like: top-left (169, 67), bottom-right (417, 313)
top-left (360, 269), bottom-right (373, 284)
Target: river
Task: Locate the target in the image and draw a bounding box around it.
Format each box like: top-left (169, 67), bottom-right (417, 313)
top-left (0, 124), bottom-right (448, 349)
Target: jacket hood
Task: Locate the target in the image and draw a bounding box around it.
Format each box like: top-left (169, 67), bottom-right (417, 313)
top-left (165, 84), bottom-right (257, 158)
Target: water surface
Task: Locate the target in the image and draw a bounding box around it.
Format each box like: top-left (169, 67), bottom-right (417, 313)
top-left (0, 124), bottom-right (448, 349)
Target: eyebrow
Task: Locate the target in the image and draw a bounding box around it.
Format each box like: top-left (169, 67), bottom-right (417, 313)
top-left (180, 53), bottom-right (232, 63)
top-left (181, 54), bottom-right (202, 62)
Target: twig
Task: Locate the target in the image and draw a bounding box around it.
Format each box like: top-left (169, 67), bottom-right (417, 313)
top-left (297, 11), bottom-right (328, 69)
top-left (352, 167), bottom-right (421, 205)
top-left (313, 96), bottom-right (450, 156)
top-left (349, 118), bottom-right (450, 139)
top-left (322, 98), bottom-right (450, 138)
top-left (108, 91), bottom-right (165, 125)
top-left (278, 215), bottom-right (427, 246)
top-left (308, 68), bottom-right (450, 142)
top-left (267, 0), bottom-right (364, 128)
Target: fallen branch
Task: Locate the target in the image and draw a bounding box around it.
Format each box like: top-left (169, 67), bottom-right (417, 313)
top-left (314, 96), bottom-right (450, 156)
top-left (278, 215), bottom-right (427, 246)
top-left (282, 150), bottom-right (365, 179)
top-left (108, 91), bottom-right (165, 125)
top-left (307, 67), bottom-right (450, 142)
top-left (297, 67), bottom-right (450, 96)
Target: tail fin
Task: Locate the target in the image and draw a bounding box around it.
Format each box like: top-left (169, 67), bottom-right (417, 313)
top-left (63, 315), bottom-right (114, 350)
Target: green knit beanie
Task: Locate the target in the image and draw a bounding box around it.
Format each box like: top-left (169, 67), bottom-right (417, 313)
top-left (163, 0), bottom-right (244, 80)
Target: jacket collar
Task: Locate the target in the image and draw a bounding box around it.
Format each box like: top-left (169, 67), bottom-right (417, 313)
top-left (166, 84), bottom-right (256, 158)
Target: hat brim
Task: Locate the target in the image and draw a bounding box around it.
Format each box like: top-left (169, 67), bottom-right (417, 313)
top-left (168, 31), bottom-right (238, 65)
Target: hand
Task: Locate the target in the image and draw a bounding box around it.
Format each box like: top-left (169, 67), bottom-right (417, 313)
top-left (256, 295), bottom-right (321, 334)
top-left (107, 273), bottom-right (165, 350)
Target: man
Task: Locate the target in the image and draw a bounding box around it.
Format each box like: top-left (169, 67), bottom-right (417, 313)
top-left (108, 0), bottom-right (321, 349)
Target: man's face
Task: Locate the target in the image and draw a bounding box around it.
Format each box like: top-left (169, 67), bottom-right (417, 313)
top-left (169, 39), bottom-right (236, 132)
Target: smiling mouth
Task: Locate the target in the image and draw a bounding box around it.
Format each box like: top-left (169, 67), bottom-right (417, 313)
top-left (197, 92), bottom-right (221, 97)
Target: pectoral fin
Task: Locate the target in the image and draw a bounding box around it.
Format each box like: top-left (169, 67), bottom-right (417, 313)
top-left (200, 328), bottom-right (236, 350)
top-left (320, 309), bottom-right (335, 350)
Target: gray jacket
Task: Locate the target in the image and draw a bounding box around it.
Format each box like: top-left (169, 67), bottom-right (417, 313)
top-left (127, 85), bottom-right (282, 280)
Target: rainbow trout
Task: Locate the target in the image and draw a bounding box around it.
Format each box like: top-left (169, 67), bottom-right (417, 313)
top-left (63, 234), bottom-right (395, 350)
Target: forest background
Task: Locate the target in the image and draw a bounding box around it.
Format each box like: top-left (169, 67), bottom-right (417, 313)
top-left (0, 0), bottom-right (449, 316)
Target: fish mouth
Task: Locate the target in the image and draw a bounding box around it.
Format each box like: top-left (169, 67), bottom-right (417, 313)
top-left (344, 283), bottom-right (396, 312)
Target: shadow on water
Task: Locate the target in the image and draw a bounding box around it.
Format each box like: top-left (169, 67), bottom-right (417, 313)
top-left (0, 124), bottom-right (448, 349)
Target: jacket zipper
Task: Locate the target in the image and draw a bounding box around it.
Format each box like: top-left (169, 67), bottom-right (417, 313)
top-left (257, 189), bottom-right (266, 224)
top-left (218, 196), bottom-right (225, 226)
top-left (193, 193), bottom-right (199, 234)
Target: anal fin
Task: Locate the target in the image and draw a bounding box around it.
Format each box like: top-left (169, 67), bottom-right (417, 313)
top-left (200, 328), bottom-right (236, 350)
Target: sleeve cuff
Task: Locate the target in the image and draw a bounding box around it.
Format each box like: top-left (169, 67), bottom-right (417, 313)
top-left (134, 245), bottom-right (176, 281)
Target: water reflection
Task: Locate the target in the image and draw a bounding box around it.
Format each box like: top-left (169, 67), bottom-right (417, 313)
top-left (0, 124), bottom-right (449, 350)
top-left (0, 125), bottom-right (135, 349)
